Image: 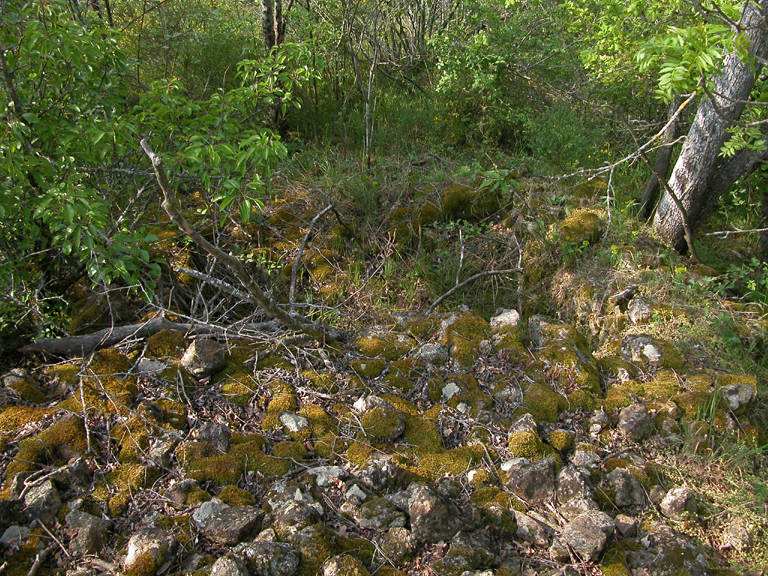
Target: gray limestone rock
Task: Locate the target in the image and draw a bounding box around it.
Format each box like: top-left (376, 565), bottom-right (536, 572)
top-left (377, 527), bottom-right (416, 564)
top-left (559, 510), bottom-right (614, 561)
top-left (272, 500), bottom-right (324, 539)
top-left (233, 539), bottom-right (300, 576)
top-left (358, 457), bottom-right (403, 492)
top-left (490, 308), bottom-right (520, 330)
top-left (322, 555), bottom-right (370, 576)
top-left (211, 556), bottom-right (250, 576)
top-left (721, 384), bottom-right (755, 413)
top-left (416, 343), bottom-right (450, 365)
top-left (307, 465), bottom-right (348, 488)
top-left (124, 528), bottom-right (178, 573)
top-left (181, 338), bottom-right (226, 379)
top-left (408, 485), bottom-right (473, 543)
top-left (197, 505), bottom-right (264, 546)
top-left (619, 403), bottom-right (654, 442)
top-left (515, 512), bottom-right (553, 547)
top-left (503, 456), bottom-right (556, 503)
top-left (556, 465), bottom-right (594, 503)
top-left (627, 297), bottom-right (653, 325)
top-left (24, 479), bottom-right (61, 523)
top-left (279, 412), bottom-right (309, 434)
top-left (603, 468), bottom-right (647, 508)
top-left (660, 487), bottom-right (698, 521)
top-left (192, 421), bottom-right (231, 452)
top-left (354, 496), bottom-right (406, 531)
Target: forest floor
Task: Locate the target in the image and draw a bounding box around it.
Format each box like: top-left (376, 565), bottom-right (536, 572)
top-left (3, 149), bottom-right (768, 576)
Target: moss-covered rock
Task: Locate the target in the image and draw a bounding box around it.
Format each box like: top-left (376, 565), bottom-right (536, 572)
top-left (559, 208), bottom-right (605, 246)
top-left (361, 407), bottom-right (405, 442)
top-left (350, 358), bottom-right (387, 378)
top-left (186, 454), bottom-right (243, 486)
top-left (439, 312), bottom-right (491, 366)
top-left (521, 383), bottom-right (567, 423)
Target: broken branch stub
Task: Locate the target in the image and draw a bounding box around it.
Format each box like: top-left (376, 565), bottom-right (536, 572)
top-left (139, 139), bottom-right (340, 343)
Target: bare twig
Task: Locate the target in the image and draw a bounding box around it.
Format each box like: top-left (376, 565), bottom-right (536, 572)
top-left (290, 204), bottom-right (334, 312)
top-left (427, 268), bottom-right (522, 315)
top-left (140, 139), bottom-right (340, 343)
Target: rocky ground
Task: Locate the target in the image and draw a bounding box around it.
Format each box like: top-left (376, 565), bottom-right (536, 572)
top-left (1, 301), bottom-right (766, 576)
top-left (2, 170), bottom-right (768, 576)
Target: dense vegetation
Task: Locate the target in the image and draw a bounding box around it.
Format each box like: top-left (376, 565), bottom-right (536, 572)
top-left (2, 0), bottom-right (768, 355)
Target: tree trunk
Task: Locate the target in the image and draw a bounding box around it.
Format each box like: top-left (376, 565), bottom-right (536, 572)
top-left (262, 0), bottom-right (276, 52)
top-left (653, 0), bottom-right (768, 252)
top-left (639, 97), bottom-right (681, 220)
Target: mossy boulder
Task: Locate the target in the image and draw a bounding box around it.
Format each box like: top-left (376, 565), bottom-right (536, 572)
top-left (361, 407), bottom-right (405, 442)
top-left (351, 358), bottom-right (387, 379)
top-left (521, 383), bottom-right (568, 423)
top-left (355, 333), bottom-right (415, 361)
top-left (507, 430), bottom-right (559, 461)
top-left (439, 312), bottom-right (491, 366)
top-left (186, 454), bottom-right (243, 486)
top-left (4, 414), bottom-right (88, 482)
top-left (559, 208), bottom-right (606, 246)
top-left (440, 183), bottom-right (472, 220)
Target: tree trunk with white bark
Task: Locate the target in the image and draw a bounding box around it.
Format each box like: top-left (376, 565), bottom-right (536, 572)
top-left (654, 0), bottom-right (768, 252)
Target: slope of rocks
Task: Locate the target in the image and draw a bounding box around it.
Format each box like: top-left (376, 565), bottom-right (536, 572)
top-left (1, 299), bottom-right (766, 576)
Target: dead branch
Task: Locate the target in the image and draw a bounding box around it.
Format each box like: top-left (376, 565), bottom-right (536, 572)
top-left (426, 268), bottom-right (522, 315)
top-left (21, 316), bottom-right (193, 357)
top-left (140, 139), bottom-right (340, 343)
top-left (289, 204), bottom-right (334, 311)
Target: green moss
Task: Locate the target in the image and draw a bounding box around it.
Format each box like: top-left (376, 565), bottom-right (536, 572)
top-left (299, 405), bottom-right (338, 437)
top-left (355, 334), bottom-right (413, 361)
top-left (346, 442), bottom-right (374, 467)
top-left (603, 380), bottom-right (645, 412)
top-left (361, 407), bottom-right (405, 441)
top-left (568, 389), bottom-right (596, 410)
top-left (404, 316), bottom-right (440, 339)
top-left (0, 406), bottom-right (55, 433)
top-left (559, 208), bottom-right (605, 245)
top-left (261, 413), bottom-right (282, 432)
top-left (379, 394), bottom-right (419, 416)
top-left (58, 349), bottom-right (138, 416)
top-left (381, 372), bottom-right (414, 392)
top-left (93, 464), bottom-right (159, 516)
top-left (492, 326), bottom-right (527, 360)
top-left (302, 370), bottom-right (339, 393)
top-left (218, 485), bottom-right (255, 506)
top-left (186, 486), bottom-right (211, 506)
top-left (439, 312), bottom-right (491, 366)
top-left (6, 379), bottom-right (45, 403)
top-left (643, 370), bottom-right (682, 400)
top-left (220, 377), bottom-right (255, 405)
top-left (292, 524), bottom-right (338, 576)
top-left (410, 445), bottom-right (490, 481)
top-left (507, 430), bottom-right (558, 461)
top-left (230, 442), bottom-right (293, 477)
top-left (5, 415), bottom-right (88, 481)
top-left (402, 414), bottom-right (443, 453)
top-left (547, 429), bottom-right (575, 451)
top-left (186, 454), bottom-right (243, 486)
top-left (273, 440), bottom-right (309, 460)
top-left (522, 384), bottom-right (566, 422)
top-left (350, 358), bottom-right (387, 378)
top-left (601, 546), bottom-right (631, 576)
top-left (687, 372), bottom-right (715, 392)
top-left (674, 390), bottom-right (719, 419)
top-left (440, 183), bottom-right (472, 219)
top-left (147, 329), bottom-right (187, 358)
top-left (268, 393), bottom-right (298, 413)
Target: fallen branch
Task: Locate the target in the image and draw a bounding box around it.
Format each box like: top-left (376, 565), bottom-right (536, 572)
top-left (21, 317), bottom-right (193, 357)
top-left (289, 203), bottom-right (334, 312)
top-left (426, 268), bottom-right (522, 315)
top-left (20, 315), bottom-right (283, 357)
top-left (140, 139), bottom-right (340, 343)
